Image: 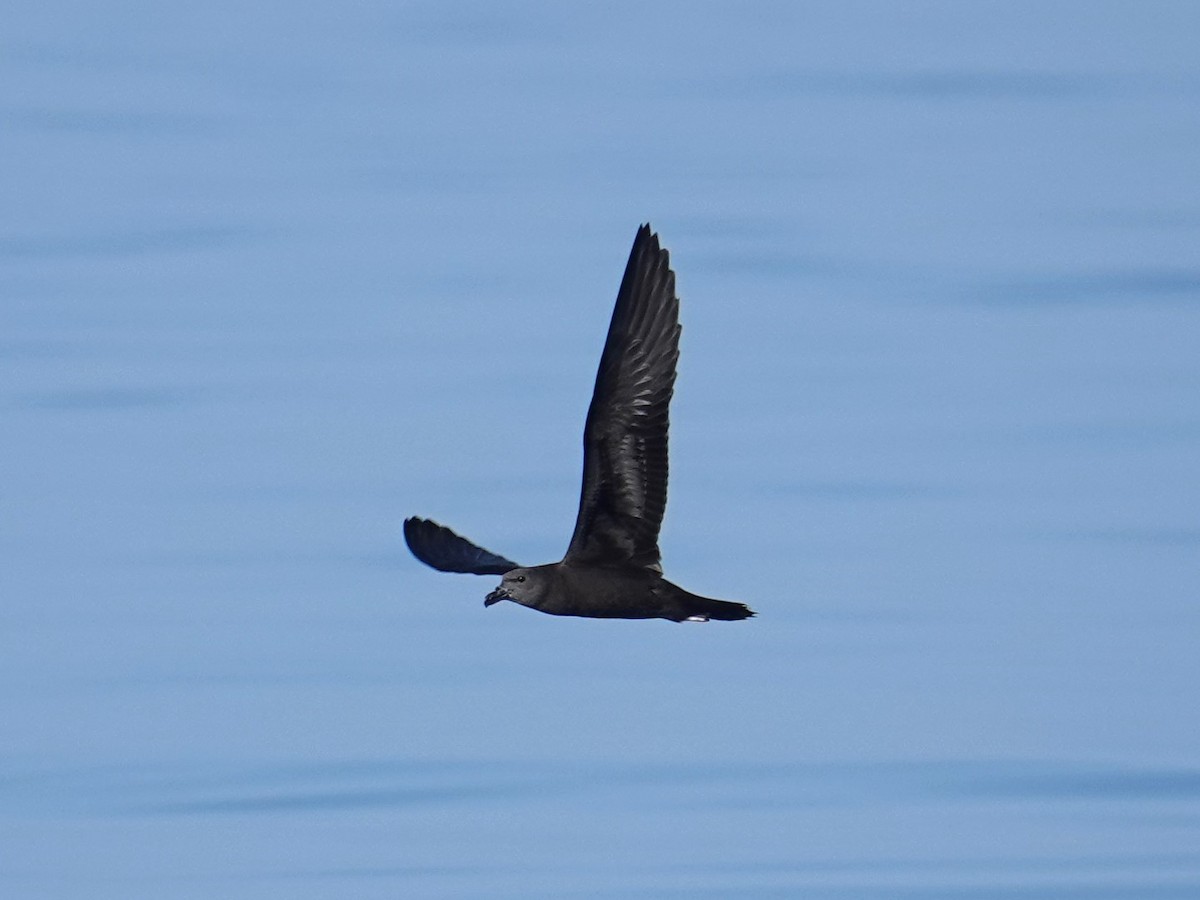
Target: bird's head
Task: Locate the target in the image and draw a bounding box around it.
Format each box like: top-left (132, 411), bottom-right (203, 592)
top-left (484, 567), bottom-right (547, 609)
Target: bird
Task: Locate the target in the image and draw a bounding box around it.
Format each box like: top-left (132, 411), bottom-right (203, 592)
top-left (403, 224), bottom-right (754, 623)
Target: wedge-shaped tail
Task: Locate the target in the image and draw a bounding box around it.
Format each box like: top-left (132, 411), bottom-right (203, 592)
top-left (674, 592), bottom-right (756, 622)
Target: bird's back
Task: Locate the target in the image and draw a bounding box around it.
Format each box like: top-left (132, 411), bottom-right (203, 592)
top-left (535, 563), bottom-right (753, 622)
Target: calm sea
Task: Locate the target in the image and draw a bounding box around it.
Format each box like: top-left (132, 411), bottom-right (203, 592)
top-left (3, 2), bottom-right (1199, 897)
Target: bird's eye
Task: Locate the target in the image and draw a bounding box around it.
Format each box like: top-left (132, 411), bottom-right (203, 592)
top-left (516, 575), bottom-right (526, 583)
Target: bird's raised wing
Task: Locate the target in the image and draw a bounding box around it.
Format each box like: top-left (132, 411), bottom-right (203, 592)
top-left (564, 224), bottom-right (680, 571)
top-left (404, 517), bottom-right (521, 575)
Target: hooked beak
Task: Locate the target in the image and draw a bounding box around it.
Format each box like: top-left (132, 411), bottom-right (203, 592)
top-left (484, 586), bottom-right (509, 607)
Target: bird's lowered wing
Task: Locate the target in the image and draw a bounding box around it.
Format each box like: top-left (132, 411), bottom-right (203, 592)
top-left (564, 224), bottom-right (680, 572)
top-left (403, 517), bottom-right (521, 575)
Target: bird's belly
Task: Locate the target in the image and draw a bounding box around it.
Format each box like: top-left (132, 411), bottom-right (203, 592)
top-left (544, 568), bottom-right (663, 619)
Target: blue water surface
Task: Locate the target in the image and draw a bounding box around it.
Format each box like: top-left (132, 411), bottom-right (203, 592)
top-left (3, 2), bottom-right (1199, 897)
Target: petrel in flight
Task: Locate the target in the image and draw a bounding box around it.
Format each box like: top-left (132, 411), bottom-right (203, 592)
top-left (404, 224), bottom-right (754, 622)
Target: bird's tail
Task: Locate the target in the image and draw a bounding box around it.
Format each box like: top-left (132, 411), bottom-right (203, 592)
top-left (673, 591), bottom-right (756, 622)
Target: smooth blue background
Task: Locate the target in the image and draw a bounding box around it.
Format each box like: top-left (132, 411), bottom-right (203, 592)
top-left (3, 2), bottom-right (1199, 897)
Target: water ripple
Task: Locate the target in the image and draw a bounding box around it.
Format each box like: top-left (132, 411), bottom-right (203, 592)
top-left (979, 269), bottom-right (1200, 304)
top-left (0, 227), bottom-right (248, 261)
top-left (5, 758), bottom-right (1198, 818)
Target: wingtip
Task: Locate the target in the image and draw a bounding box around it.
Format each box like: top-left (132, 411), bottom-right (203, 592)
top-left (403, 515), bottom-right (445, 554)
top-left (402, 515), bottom-right (424, 548)
top-left (635, 222), bottom-right (661, 250)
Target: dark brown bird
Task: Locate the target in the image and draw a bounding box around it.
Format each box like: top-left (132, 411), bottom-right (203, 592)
top-left (404, 224), bottom-right (754, 623)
